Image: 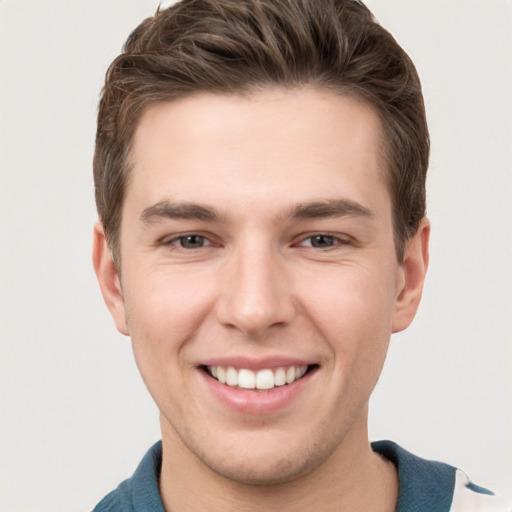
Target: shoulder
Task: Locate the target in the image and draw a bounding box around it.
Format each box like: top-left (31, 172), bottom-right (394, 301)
top-left (372, 440), bottom-right (510, 512)
top-left (91, 441), bottom-right (165, 512)
top-left (92, 479), bottom-right (131, 512)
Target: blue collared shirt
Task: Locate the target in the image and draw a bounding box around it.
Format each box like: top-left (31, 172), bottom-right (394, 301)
top-left (93, 440), bottom-right (509, 511)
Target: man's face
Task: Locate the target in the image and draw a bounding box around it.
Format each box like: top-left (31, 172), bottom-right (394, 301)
top-left (95, 88), bottom-right (427, 485)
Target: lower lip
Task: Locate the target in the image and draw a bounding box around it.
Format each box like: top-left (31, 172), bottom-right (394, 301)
top-left (199, 368), bottom-right (315, 415)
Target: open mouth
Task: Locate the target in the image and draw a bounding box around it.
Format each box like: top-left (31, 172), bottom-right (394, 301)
top-left (202, 364), bottom-right (317, 391)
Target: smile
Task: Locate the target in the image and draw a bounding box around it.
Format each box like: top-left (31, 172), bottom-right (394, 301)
top-left (205, 365), bottom-right (310, 390)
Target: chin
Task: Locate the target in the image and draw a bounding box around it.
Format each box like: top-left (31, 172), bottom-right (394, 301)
top-left (193, 434), bottom-right (334, 486)
top-left (207, 455), bottom-right (312, 486)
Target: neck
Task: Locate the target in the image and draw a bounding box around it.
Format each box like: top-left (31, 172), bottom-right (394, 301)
top-left (158, 411), bottom-right (398, 512)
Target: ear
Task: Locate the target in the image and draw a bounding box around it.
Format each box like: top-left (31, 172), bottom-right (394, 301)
top-left (92, 222), bottom-right (129, 336)
top-left (392, 218), bottom-right (430, 333)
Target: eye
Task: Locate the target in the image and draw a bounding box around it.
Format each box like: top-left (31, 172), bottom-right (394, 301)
top-left (309, 235), bottom-right (336, 248)
top-left (299, 234), bottom-right (338, 248)
top-left (172, 234), bottom-right (210, 249)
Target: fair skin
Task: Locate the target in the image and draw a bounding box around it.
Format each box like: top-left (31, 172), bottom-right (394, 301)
top-left (94, 88), bottom-right (429, 511)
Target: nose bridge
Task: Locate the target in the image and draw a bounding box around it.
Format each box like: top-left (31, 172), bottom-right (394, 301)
top-left (216, 237), bottom-right (294, 335)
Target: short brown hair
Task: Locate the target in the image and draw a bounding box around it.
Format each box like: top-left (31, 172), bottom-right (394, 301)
top-left (94, 0), bottom-right (429, 263)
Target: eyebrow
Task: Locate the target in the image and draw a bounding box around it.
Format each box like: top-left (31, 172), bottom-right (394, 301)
top-left (285, 199), bottom-right (374, 220)
top-left (140, 198), bottom-right (373, 225)
top-left (140, 201), bottom-right (222, 224)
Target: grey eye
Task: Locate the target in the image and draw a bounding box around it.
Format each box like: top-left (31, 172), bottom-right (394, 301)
top-left (309, 235), bottom-right (336, 248)
top-left (178, 235), bottom-right (206, 248)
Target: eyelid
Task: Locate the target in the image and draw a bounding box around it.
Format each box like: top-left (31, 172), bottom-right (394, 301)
top-left (157, 231), bottom-right (352, 249)
top-left (294, 232), bottom-right (352, 248)
top-left (159, 231), bottom-right (218, 247)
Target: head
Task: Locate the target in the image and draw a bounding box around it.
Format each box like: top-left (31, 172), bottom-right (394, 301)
top-left (94, 0), bottom-right (429, 267)
top-left (92, 0), bottom-right (430, 491)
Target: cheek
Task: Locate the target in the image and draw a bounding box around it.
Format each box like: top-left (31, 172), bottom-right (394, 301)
top-left (122, 267), bottom-right (216, 365)
top-left (299, 264), bottom-right (397, 361)
top-left (121, 269), bottom-right (219, 418)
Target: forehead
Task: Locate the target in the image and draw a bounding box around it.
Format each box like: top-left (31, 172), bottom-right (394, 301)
top-left (126, 88), bottom-right (389, 219)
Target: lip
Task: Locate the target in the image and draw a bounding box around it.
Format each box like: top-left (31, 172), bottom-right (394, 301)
top-left (197, 360), bottom-right (317, 415)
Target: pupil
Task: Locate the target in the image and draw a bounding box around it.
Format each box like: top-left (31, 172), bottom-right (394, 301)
top-left (181, 235), bottom-right (203, 248)
top-left (312, 235), bottom-right (334, 247)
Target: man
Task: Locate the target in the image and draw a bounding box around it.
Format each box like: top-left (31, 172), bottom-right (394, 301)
top-left (91, 0), bottom-right (508, 510)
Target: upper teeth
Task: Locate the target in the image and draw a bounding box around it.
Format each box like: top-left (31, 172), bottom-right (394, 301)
top-left (207, 365), bottom-right (308, 390)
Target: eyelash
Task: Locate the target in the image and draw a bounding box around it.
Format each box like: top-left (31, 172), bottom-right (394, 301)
top-left (163, 234), bottom-right (214, 249)
top-left (161, 232), bottom-right (350, 251)
top-left (296, 234), bottom-right (349, 249)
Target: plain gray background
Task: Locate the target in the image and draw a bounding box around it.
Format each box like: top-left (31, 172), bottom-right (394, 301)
top-left (1, 1), bottom-right (511, 510)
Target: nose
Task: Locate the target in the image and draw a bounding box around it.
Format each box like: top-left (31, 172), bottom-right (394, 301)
top-left (215, 244), bottom-right (296, 337)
